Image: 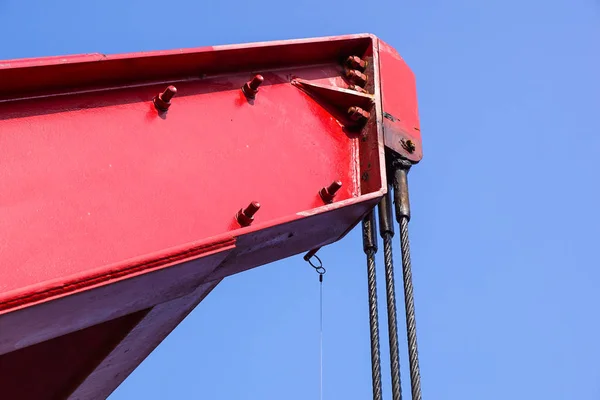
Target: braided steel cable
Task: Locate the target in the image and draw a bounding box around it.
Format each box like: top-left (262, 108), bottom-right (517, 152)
top-left (362, 214), bottom-right (383, 400)
top-left (393, 164), bottom-right (423, 400)
top-left (366, 248), bottom-right (383, 400)
top-left (399, 217), bottom-right (422, 400)
top-left (382, 232), bottom-right (403, 400)
top-left (378, 193), bottom-right (403, 400)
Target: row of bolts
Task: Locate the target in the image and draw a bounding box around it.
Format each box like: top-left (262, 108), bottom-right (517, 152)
top-left (151, 56), bottom-right (369, 227)
top-left (152, 55), bottom-right (372, 123)
top-left (156, 55), bottom-right (420, 399)
top-left (235, 180), bottom-right (342, 227)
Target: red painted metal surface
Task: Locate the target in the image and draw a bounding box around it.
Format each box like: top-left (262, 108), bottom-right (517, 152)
top-left (378, 39), bottom-right (422, 162)
top-left (0, 34), bottom-right (420, 398)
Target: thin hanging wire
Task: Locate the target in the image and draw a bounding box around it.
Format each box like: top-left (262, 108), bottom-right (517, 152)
top-left (305, 251), bottom-right (326, 400)
top-left (319, 272), bottom-right (324, 400)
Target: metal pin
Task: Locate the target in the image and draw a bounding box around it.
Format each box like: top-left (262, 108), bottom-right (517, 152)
top-left (319, 181), bottom-right (342, 203)
top-left (153, 85), bottom-right (177, 112)
top-left (242, 74), bottom-right (264, 99)
top-left (236, 201), bottom-right (261, 226)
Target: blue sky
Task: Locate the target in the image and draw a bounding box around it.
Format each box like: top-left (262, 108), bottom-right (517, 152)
top-left (3, 1), bottom-right (599, 399)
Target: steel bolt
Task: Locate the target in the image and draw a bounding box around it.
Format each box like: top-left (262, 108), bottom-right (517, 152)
top-left (401, 138), bottom-right (416, 153)
top-left (242, 74), bottom-right (264, 99)
top-left (236, 201), bottom-right (261, 226)
top-left (346, 56), bottom-right (367, 71)
top-left (348, 84), bottom-right (367, 93)
top-left (348, 106), bottom-right (371, 124)
top-left (319, 181), bottom-right (342, 204)
top-left (153, 85), bottom-right (177, 112)
top-left (345, 69), bottom-right (368, 87)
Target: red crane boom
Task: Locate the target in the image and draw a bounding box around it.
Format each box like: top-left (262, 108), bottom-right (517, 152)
top-left (0, 34), bottom-right (421, 399)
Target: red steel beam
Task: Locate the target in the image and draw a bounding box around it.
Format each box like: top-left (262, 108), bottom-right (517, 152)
top-left (0, 34), bottom-right (420, 398)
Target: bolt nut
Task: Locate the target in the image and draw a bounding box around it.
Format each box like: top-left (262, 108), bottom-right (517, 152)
top-left (345, 69), bottom-right (368, 87)
top-left (348, 106), bottom-right (371, 124)
top-left (348, 84), bottom-right (367, 93)
top-left (401, 139), bottom-right (416, 153)
top-left (153, 85), bottom-right (177, 112)
top-left (345, 56), bottom-right (367, 71)
top-left (236, 201), bottom-right (261, 227)
top-left (242, 74), bottom-right (264, 99)
top-left (319, 181), bottom-right (342, 204)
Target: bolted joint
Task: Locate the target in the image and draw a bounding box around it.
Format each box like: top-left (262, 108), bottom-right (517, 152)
top-left (401, 138), bottom-right (416, 154)
top-left (348, 106), bottom-right (371, 125)
top-left (345, 55), bottom-right (368, 71)
top-left (242, 74), bottom-right (264, 99)
top-left (236, 201), bottom-right (261, 227)
top-left (319, 180), bottom-right (342, 204)
top-left (345, 69), bottom-right (368, 87)
top-left (153, 85), bottom-right (177, 112)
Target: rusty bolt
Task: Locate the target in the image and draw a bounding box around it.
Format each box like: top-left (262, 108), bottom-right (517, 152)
top-left (242, 74), bottom-right (264, 99)
top-left (348, 84), bottom-right (367, 93)
top-left (319, 181), bottom-right (342, 204)
top-left (236, 201), bottom-right (261, 227)
top-left (348, 106), bottom-right (371, 124)
top-left (345, 69), bottom-right (368, 87)
top-left (346, 56), bottom-right (367, 71)
top-left (153, 85), bottom-right (177, 112)
top-left (401, 139), bottom-right (416, 154)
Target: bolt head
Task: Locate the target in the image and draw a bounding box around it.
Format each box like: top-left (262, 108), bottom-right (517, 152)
top-left (242, 75), bottom-right (264, 98)
top-left (401, 139), bottom-right (416, 153)
top-left (153, 96), bottom-right (170, 112)
top-left (346, 56), bottom-right (367, 71)
top-left (345, 69), bottom-right (368, 87)
top-left (154, 85), bottom-right (177, 112)
top-left (348, 107), bottom-right (371, 124)
top-left (236, 201), bottom-right (261, 226)
top-left (348, 84), bottom-right (367, 93)
top-left (319, 181), bottom-right (342, 204)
